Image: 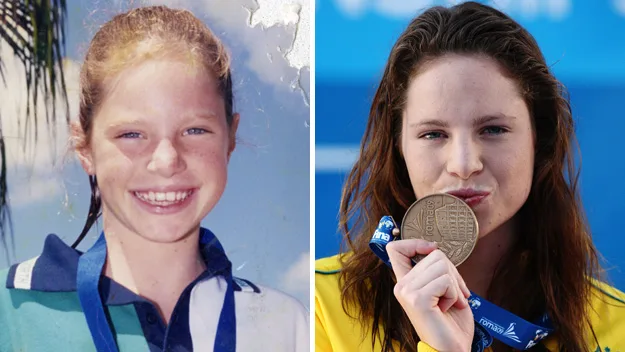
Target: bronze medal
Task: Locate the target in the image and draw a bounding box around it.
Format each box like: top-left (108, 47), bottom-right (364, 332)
top-left (400, 193), bottom-right (479, 266)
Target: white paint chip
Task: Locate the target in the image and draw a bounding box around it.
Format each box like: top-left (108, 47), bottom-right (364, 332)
top-left (247, 0), bottom-right (310, 70)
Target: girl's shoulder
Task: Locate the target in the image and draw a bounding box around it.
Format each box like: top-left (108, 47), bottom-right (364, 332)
top-left (212, 278), bottom-right (310, 352)
top-left (232, 277), bottom-right (309, 318)
top-left (0, 239), bottom-right (93, 352)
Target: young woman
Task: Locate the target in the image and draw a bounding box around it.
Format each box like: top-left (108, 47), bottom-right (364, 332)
top-left (315, 2), bottom-right (625, 352)
top-left (0, 6), bottom-right (308, 352)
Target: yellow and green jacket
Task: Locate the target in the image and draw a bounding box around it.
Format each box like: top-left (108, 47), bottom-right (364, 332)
top-left (316, 254), bottom-right (625, 352)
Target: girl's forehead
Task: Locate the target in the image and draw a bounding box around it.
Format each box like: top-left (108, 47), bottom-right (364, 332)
top-left (102, 109), bottom-right (221, 125)
top-left (104, 59), bottom-right (217, 90)
top-left (95, 60), bottom-right (224, 117)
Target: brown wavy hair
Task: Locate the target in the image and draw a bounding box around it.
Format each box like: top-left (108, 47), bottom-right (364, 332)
top-left (338, 2), bottom-right (601, 351)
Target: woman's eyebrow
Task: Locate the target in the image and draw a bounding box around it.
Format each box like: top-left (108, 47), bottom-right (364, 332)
top-left (408, 113), bottom-right (516, 129)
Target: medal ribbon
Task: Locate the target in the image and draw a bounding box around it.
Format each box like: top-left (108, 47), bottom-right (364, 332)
top-left (370, 216), bottom-right (554, 351)
top-left (77, 229), bottom-right (236, 352)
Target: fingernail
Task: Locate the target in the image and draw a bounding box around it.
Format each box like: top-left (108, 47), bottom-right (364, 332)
top-left (429, 241), bottom-right (438, 248)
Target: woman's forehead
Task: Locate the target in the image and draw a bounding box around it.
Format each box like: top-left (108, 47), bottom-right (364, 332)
top-left (404, 55), bottom-right (528, 124)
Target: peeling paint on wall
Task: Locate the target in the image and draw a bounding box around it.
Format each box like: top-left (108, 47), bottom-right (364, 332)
top-left (244, 0), bottom-right (310, 106)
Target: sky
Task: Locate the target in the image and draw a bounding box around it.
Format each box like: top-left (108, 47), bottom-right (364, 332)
top-left (0, 0), bottom-right (310, 307)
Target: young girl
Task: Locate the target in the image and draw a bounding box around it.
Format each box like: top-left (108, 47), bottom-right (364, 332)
top-left (315, 2), bottom-right (624, 352)
top-left (0, 6), bottom-right (308, 352)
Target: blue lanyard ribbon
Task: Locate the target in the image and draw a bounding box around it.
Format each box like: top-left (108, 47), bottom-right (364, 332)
top-left (76, 230), bottom-right (236, 352)
top-left (370, 216), bottom-right (554, 351)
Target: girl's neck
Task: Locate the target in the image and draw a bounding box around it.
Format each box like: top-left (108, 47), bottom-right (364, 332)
top-left (100, 220), bottom-right (206, 324)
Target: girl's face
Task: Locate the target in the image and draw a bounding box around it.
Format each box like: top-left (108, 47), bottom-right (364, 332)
top-left (76, 59), bottom-right (238, 243)
top-left (400, 54), bottom-right (535, 239)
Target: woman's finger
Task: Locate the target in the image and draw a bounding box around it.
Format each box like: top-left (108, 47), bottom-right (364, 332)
top-left (387, 239), bottom-right (437, 280)
top-left (421, 273), bottom-right (459, 311)
top-left (397, 259), bottom-right (449, 291)
top-left (397, 250), bottom-right (468, 311)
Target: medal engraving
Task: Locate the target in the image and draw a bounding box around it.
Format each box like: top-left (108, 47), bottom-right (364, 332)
top-left (401, 193), bottom-right (479, 266)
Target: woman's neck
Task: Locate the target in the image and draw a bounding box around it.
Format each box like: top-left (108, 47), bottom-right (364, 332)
top-left (101, 222), bottom-right (206, 324)
top-left (457, 216), bottom-right (518, 297)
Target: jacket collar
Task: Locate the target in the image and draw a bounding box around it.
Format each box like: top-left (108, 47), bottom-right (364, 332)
top-left (5, 228), bottom-right (234, 304)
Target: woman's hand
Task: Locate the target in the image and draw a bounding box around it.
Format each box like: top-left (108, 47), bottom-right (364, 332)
top-left (386, 239), bottom-right (474, 352)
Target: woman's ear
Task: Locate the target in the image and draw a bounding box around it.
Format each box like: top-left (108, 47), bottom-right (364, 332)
top-left (71, 122), bottom-right (95, 175)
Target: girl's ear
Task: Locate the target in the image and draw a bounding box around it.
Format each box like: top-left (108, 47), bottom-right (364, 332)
top-left (71, 122), bottom-right (95, 175)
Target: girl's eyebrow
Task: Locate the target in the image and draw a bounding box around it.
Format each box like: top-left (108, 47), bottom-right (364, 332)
top-left (182, 111), bottom-right (220, 121)
top-left (104, 110), bottom-right (221, 129)
top-left (106, 119), bottom-right (143, 129)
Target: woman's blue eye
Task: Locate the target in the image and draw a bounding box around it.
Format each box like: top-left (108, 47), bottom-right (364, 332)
top-left (421, 131), bottom-right (445, 139)
top-left (482, 126), bottom-right (506, 135)
top-left (119, 132), bottom-right (141, 139)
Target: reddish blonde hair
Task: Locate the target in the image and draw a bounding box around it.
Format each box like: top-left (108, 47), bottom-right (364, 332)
top-left (73, 6), bottom-right (234, 247)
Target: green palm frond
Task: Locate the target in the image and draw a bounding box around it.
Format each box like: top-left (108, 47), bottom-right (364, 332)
top-left (0, 0), bottom-right (69, 260)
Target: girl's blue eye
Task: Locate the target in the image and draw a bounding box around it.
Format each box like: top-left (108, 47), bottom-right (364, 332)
top-left (119, 132), bottom-right (141, 139)
top-left (185, 128), bottom-right (209, 135)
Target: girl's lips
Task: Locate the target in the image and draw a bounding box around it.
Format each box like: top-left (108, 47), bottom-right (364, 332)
top-left (131, 189), bottom-right (196, 215)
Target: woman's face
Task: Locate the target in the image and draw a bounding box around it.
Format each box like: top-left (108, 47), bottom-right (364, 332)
top-left (400, 54), bottom-right (534, 238)
top-left (77, 59), bottom-right (238, 243)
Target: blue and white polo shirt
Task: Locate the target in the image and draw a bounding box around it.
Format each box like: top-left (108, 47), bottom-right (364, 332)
top-left (0, 231), bottom-right (309, 351)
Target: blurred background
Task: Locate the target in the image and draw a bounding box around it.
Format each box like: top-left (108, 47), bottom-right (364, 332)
top-left (0, 0), bottom-right (310, 306)
top-left (315, 0), bottom-right (625, 291)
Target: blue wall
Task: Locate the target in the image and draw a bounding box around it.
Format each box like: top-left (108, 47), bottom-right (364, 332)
top-left (315, 0), bottom-right (625, 291)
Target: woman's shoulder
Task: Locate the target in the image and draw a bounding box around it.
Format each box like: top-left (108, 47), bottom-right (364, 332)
top-left (543, 280), bottom-right (625, 351)
top-left (590, 279), bottom-right (625, 302)
top-left (314, 253), bottom-right (390, 351)
top-left (315, 255), bottom-right (340, 273)
top-left (314, 254), bottom-right (350, 320)
top-left (586, 280), bottom-right (625, 349)
top-left (315, 252), bottom-right (351, 275)
top-left (315, 254), bottom-right (345, 298)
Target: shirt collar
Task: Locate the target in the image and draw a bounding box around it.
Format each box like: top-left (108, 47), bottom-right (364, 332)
top-left (5, 227), bottom-right (233, 304)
